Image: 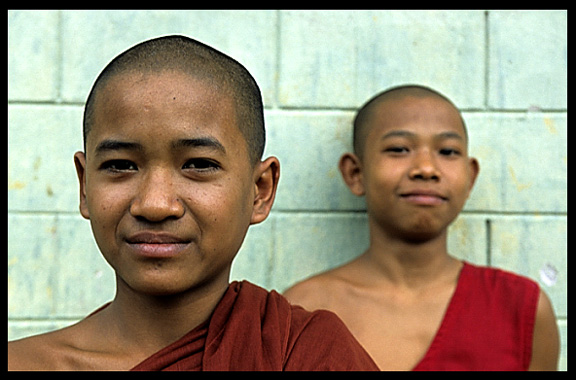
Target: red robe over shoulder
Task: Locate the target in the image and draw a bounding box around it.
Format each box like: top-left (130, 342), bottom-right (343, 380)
top-left (130, 281), bottom-right (378, 371)
top-left (413, 262), bottom-right (540, 371)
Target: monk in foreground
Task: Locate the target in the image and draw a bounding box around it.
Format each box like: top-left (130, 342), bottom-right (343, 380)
top-left (284, 85), bottom-right (560, 371)
top-left (8, 35), bottom-right (378, 371)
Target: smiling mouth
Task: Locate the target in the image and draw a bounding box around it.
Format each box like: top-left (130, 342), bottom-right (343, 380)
top-left (399, 192), bottom-right (447, 206)
top-left (125, 232), bottom-right (191, 258)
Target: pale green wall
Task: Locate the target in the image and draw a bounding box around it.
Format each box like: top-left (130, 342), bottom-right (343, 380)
top-left (8, 10), bottom-right (567, 369)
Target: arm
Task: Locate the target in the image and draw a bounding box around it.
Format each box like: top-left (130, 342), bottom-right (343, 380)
top-left (528, 290), bottom-right (560, 370)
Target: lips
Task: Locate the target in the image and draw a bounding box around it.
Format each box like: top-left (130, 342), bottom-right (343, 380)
top-left (126, 232), bottom-right (190, 244)
top-left (125, 232), bottom-right (191, 258)
top-left (399, 190), bottom-right (447, 206)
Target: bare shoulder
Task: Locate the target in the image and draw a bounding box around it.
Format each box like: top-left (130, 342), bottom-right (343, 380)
top-left (8, 316), bottom-right (104, 371)
top-left (8, 329), bottom-right (71, 371)
top-left (284, 261), bottom-right (361, 311)
top-left (283, 272), bottom-right (333, 309)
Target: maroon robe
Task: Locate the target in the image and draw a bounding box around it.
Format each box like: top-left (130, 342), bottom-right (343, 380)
top-left (130, 281), bottom-right (378, 371)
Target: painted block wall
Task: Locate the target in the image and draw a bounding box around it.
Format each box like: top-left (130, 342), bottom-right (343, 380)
top-left (8, 10), bottom-right (567, 369)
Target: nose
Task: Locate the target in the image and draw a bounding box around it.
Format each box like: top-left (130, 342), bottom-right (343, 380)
top-left (130, 169), bottom-right (185, 222)
top-left (409, 150), bottom-right (440, 181)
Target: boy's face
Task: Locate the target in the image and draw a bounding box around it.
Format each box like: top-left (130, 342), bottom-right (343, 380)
top-left (75, 71), bottom-right (264, 296)
top-left (350, 95), bottom-right (478, 242)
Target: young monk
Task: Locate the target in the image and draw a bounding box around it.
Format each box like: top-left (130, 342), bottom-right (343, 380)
top-left (8, 35), bottom-right (378, 371)
top-left (284, 85), bottom-right (560, 371)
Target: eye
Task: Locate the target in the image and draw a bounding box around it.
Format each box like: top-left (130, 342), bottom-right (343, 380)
top-left (182, 158), bottom-right (220, 172)
top-left (439, 148), bottom-right (461, 157)
top-left (384, 146), bottom-right (410, 154)
top-left (100, 160), bottom-right (138, 172)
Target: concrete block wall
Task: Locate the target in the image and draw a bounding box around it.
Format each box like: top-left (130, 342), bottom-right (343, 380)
top-left (8, 10), bottom-right (567, 369)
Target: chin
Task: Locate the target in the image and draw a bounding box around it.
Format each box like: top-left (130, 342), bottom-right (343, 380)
top-left (120, 264), bottom-right (231, 299)
top-left (126, 278), bottom-right (196, 297)
top-left (398, 223), bottom-right (446, 244)
top-left (117, 266), bottom-right (200, 297)
top-left (401, 231), bottom-right (443, 244)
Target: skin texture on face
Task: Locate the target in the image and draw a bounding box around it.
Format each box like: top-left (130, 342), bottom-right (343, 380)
top-left (340, 94), bottom-right (479, 244)
top-left (74, 70), bottom-right (277, 298)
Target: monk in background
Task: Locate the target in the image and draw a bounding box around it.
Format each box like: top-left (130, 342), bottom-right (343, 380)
top-left (8, 35), bottom-right (378, 371)
top-left (285, 85), bottom-right (559, 371)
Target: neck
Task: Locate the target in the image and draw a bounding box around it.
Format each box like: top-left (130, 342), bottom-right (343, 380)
top-left (362, 222), bottom-right (460, 289)
top-left (96, 277), bottom-right (229, 355)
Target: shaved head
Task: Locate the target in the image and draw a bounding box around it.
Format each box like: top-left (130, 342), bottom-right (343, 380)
top-left (83, 35), bottom-right (265, 164)
top-left (353, 85), bottom-right (467, 158)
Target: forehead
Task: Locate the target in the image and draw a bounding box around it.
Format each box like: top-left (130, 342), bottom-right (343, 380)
top-left (366, 95), bottom-right (466, 139)
top-left (88, 71), bottom-right (241, 150)
top-left (96, 70), bottom-right (229, 116)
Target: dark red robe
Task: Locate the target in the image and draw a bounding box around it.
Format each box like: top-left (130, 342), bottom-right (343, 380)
top-left (130, 281), bottom-right (378, 371)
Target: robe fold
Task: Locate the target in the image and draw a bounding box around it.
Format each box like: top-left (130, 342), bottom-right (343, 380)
top-left (131, 281), bottom-right (378, 371)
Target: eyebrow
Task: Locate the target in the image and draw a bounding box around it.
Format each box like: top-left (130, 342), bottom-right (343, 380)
top-left (436, 131), bottom-right (465, 141)
top-left (171, 137), bottom-right (226, 153)
top-left (94, 137), bottom-right (226, 156)
top-left (381, 130), bottom-right (465, 141)
top-left (380, 130), bottom-right (416, 140)
top-left (94, 140), bottom-right (144, 155)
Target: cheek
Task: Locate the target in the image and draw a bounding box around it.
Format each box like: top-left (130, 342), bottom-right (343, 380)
top-left (364, 163), bottom-right (401, 195)
top-left (85, 183), bottom-right (130, 235)
top-left (210, 181), bottom-right (253, 226)
top-left (445, 169), bottom-right (473, 205)
top-left (186, 182), bottom-right (253, 271)
top-left (88, 182), bottom-right (126, 211)
top-left (186, 176), bottom-right (253, 227)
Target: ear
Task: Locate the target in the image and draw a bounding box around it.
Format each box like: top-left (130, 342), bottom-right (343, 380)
top-left (466, 157), bottom-right (480, 198)
top-left (338, 152), bottom-right (365, 196)
top-left (250, 156), bottom-right (280, 225)
top-left (74, 151), bottom-right (90, 220)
